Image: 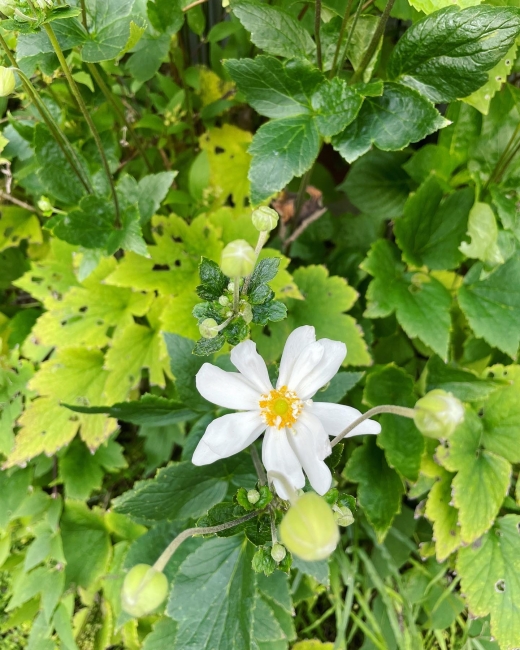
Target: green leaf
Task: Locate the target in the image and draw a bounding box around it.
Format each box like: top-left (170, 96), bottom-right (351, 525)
top-left (424, 467), bottom-right (462, 562)
top-left (388, 6), bottom-right (520, 103)
top-left (142, 617), bottom-right (178, 649)
top-left (315, 371), bottom-right (364, 403)
top-left (59, 438), bottom-right (105, 500)
top-left (112, 456), bottom-right (256, 525)
top-left (481, 366), bottom-right (520, 464)
top-left (167, 535), bottom-right (256, 650)
top-left (0, 206), bottom-right (42, 252)
top-left (34, 124), bottom-right (88, 205)
top-left (292, 557), bottom-right (329, 586)
top-left (345, 437), bottom-right (404, 542)
top-left (458, 255), bottom-right (520, 358)
top-left (231, 0), bottom-right (316, 59)
top-left (147, 0), bottom-right (184, 33)
top-left (119, 171), bottom-right (177, 225)
top-left (364, 365), bottom-right (424, 481)
top-left (249, 115), bottom-right (320, 205)
top-left (459, 202), bottom-right (503, 267)
top-left (394, 178), bottom-right (474, 270)
top-left (252, 300), bottom-right (287, 326)
top-left (225, 56), bottom-right (323, 119)
top-left (332, 83), bottom-right (448, 163)
top-left (423, 355), bottom-right (505, 402)
top-left (61, 502), bottom-right (111, 589)
top-left (64, 394), bottom-right (196, 426)
top-left (311, 78), bottom-right (363, 138)
top-left (457, 515), bottom-right (520, 650)
top-left (437, 410), bottom-right (511, 544)
top-left (248, 258), bottom-right (280, 293)
top-left (193, 334), bottom-right (226, 355)
top-left (197, 257), bottom-right (228, 301)
top-left (362, 240), bottom-right (452, 359)
top-left (81, 0), bottom-right (138, 62)
top-left (339, 150), bottom-right (411, 219)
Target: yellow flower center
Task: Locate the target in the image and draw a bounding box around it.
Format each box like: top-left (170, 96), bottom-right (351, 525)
top-left (259, 386), bottom-right (303, 430)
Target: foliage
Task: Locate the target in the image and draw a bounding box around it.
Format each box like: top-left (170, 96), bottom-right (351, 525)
top-left (1, 0), bottom-right (520, 648)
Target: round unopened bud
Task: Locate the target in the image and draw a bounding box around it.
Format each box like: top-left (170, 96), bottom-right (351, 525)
top-left (252, 206), bottom-right (279, 232)
top-left (220, 240), bottom-right (256, 278)
top-left (199, 318), bottom-right (219, 339)
top-left (271, 543), bottom-right (286, 563)
top-left (333, 504), bottom-right (354, 527)
top-left (414, 389), bottom-right (464, 439)
top-left (121, 564), bottom-right (168, 618)
top-left (280, 492), bottom-right (340, 562)
top-left (218, 295), bottom-right (230, 307)
top-left (240, 302), bottom-right (253, 324)
top-left (0, 67), bottom-right (15, 98)
top-left (37, 196), bottom-right (53, 214)
top-left (247, 489), bottom-right (260, 504)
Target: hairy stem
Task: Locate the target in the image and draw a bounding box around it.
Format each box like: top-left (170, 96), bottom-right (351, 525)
top-left (233, 276), bottom-right (240, 312)
top-left (315, 0), bottom-right (323, 70)
top-left (331, 404), bottom-right (416, 447)
top-left (44, 23), bottom-right (121, 227)
top-left (86, 63), bottom-right (153, 172)
top-left (242, 230), bottom-right (268, 294)
top-left (153, 510), bottom-right (261, 572)
top-left (330, 0), bottom-right (355, 78)
top-left (250, 444), bottom-right (267, 485)
top-left (351, 0), bottom-right (396, 83)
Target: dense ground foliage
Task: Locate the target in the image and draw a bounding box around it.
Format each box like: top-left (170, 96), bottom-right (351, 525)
top-left (1, 0), bottom-right (520, 648)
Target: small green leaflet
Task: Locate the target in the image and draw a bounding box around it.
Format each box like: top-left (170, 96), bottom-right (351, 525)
top-left (388, 6), bottom-right (520, 102)
top-left (332, 82), bottom-right (448, 163)
top-left (424, 468), bottom-right (461, 562)
top-left (361, 240), bottom-right (452, 359)
top-left (458, 255), bottom-right (520, 358)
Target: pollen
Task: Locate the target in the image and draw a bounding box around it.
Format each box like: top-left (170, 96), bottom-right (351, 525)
top-left (259, 386), bottom-right (303, 429)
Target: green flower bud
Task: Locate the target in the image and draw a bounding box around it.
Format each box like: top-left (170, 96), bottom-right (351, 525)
top-left (199, 318), bottom-right (219, 339)
top-left (252, 206), bottom-right (279, 232)
top-left (121, 564), bottom-right (168, 618)
top-left (240, 302), bottom-right (253, 324)
top-left (280, 492), bottom-right (340, 562)
top-left (414, 389), bottom-right (464, 439)
top-left (333, 504), bottom-right (354, 527)
top-left (221, 240), bottom-right (256, 278)
top-left (37, 196), bottom-right (53, 214)
top-left (0, 67), bottom-right (15, 98)
top-left (271, 543), bottom-right (286, 563)
top-left (218, 295), bottom-right (230, 307)
top-left (247, 489), bottom-right (260, 504)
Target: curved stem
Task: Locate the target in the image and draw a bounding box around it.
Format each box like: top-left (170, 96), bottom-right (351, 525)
top-left (250, 444), bottom-right (267, 485)
top-left (86, 62), bottom-right (153, 172)
top-left (351, 0), bottom-right (396, 83)
top-left (43, 23), bottom-right (121, 227)
top-left (152, 510), bottom-right (261, 572)
top-left (315, 0), bottom-right (323, 71)
top-left (331, 404), bottom-right (416, 447)
top-left (242, 230), bottom-right (268, 294)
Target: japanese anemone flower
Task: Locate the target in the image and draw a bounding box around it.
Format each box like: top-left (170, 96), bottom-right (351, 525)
top-left (192, 326), bottom-right (381, 499)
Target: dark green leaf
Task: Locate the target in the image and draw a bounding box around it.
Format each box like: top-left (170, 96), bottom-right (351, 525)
top-left (147, 0), bottom-right (184, 34)
top-left (249, 283), bottom-right (274, 305)
top-left (252, 300), bottom-right (287, 326)
top-left (388, 6), bottom-right (520, 103)
top-left (197, 257), bottom-right (228, 301)
top-left (332, 83), bottom-right (448, 163)
top-left (248, 257), bottom-right (280, 292)
top-left (193, 334), bottom-right (226, 356)
top-left (252, 547), bottom-right (277, 576)
top-left (314, 371), bottom-right (364, 403)
top-left (311, 78), bottom-right (363, 138)
top-left (424, 355), bottom-right (505, 402)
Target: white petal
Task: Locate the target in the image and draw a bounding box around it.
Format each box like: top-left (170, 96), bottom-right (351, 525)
top-left (289, 412), bottom-right (332, 495)
top-left (291, 339), bottom-right (346, 400)
top-left (196, 363), bottom-right (260, 410)
top-left (192, 411), bottom-right (265, 465)
top-left (277, 326), bottom-right (316, 388)
top-left (309, 402), bottom-right (381, 437)
top-left (231, 339), bottom-right (272, 394)
top-left (262, 427), bottom-right (305, 500)
top-left (286, 341), bottom-right (325, 391)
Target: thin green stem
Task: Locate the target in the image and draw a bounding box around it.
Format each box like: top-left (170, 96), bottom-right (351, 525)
top-left (294, 168), bottom-right (313, 220)
top-left (250, 445), bottom-right (267, 485)
top-left (331, 404), bottom-right (415, 447)
top-left (79, 0), bottom-right (87, 27)
top-left (315, 0), bottom-right (323, 71)
top-left (0, 38), bottom-right (93, 194)
top-left (330, 0), bottom-right (354, 78)
top-left (152, 510), bottom-right (261, 572)
top-left (339, 0), bottom-right (363, 77)
top-left (86, 62), bottom-right (153, 172)
top-left (233, 276), bottom-right (240, 312)
top-left (485, 123), bottom-right (520, 190)
top-left (351, 0), bottom-right (396, 83)
top-left (44, 23), bottom-right (121, 227)
top-left (242, 229), bottom-right (268, 294)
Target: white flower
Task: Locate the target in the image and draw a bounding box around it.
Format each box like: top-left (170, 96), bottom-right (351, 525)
top-left (192, 326), bottom-right (381, 499)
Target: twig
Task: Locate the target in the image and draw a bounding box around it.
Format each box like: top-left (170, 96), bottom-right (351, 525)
top-left (283, 207), bottom-right (327, 250)
top-left (152, 510), bottom-right (261, 572)
top-left (0, 191), bottom-right (40, 214)
top-left (351, 0), bottom-right (396, 83)
top-left (331, 404), bottom-right (415, 447)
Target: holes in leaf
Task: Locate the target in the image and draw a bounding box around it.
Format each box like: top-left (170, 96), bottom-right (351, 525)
top-left (174, 260), bottom-right (181, 267)
top-left (79, 306), bottom-right (88, 313)
top-left (153, 264), bottom-right (170, 271)
top-left (214, 146), bottom-right (225, 154)
top-left (495, 579), bottom-right (506, 593)
top-left (478, 408), bottom-right (485, 417)
top-left (171, 235), bottom-right (182, 243)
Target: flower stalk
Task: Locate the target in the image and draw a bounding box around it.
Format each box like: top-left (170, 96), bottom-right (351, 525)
top-left (331, 404), bottom-right (415, 447)
top-left (350, 0), bottom-right (396, 83)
